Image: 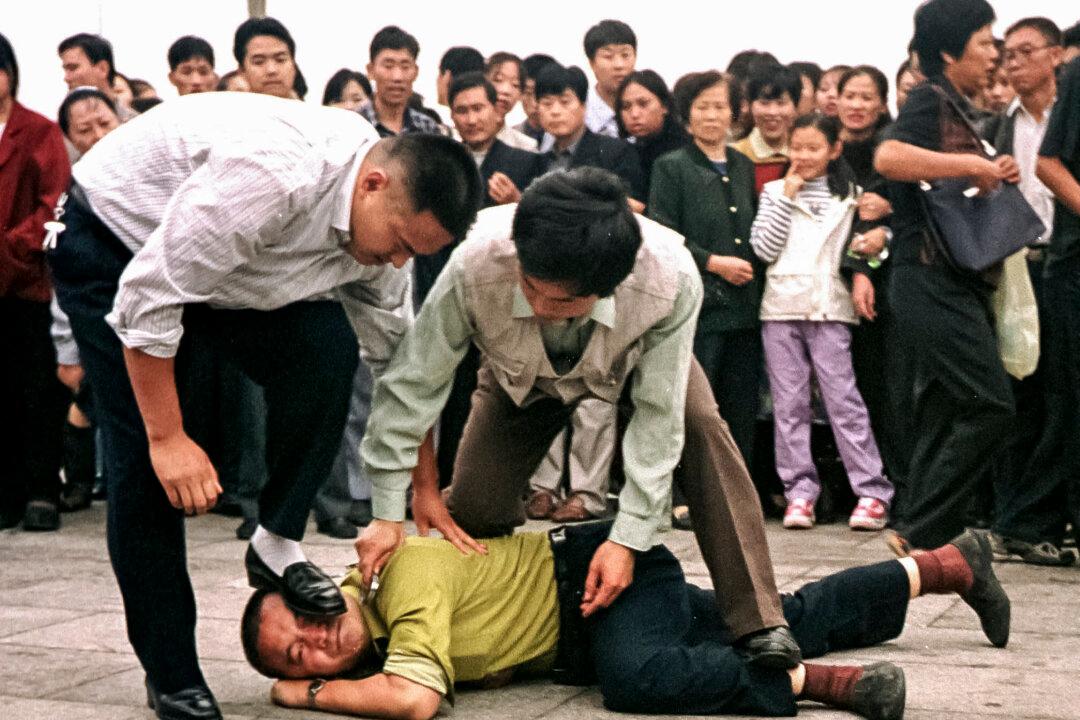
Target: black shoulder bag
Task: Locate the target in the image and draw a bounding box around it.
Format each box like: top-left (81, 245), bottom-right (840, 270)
top-left (917, 85), bottom-right (1046, 273)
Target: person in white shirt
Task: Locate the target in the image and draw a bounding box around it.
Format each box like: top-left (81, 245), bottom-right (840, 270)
top-left (45, 92), bottom-right (482, 720)
top-left (583, 20), bottom-right (637, 138)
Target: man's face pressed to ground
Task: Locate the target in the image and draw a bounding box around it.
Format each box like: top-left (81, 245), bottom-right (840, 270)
top-left (519, 273), bottom-right (599, 323)
top-left (256, 593), bottom-right (370, 679)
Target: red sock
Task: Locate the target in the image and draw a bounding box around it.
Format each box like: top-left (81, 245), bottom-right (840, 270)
top-left (801, 663), bottom-right (864, 708)
top-left (914, 543), bottom-right (974, 595)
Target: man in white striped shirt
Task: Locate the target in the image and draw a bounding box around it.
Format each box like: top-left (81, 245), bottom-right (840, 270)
top-left (47, 91), bottom-right (481, 720)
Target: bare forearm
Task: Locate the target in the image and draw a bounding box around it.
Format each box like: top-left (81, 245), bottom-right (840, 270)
top-left (874, 140), bottom-right (982, 182)
top-left (411, 430), bottom-right (439, 496)
top-left (121, 347), bottom-right (184, 442)
top-left (314, 674), bottom-right (440, 720)
top-left (1037, 156), bottom-right (1080, 217)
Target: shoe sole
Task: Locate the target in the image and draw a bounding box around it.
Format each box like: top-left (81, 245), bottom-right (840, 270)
top-left (783, 518), bottom-right (814, 529)
top-left (850, 519), bottom-right (887, 531)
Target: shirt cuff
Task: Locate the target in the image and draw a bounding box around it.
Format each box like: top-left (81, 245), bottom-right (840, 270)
top-left (382, 655), bottom-right (451, 700)
top-left (609, 510), bottom-right (662, 553)
top-left (370, 477), bottom-right (411, 521)
top-left (105, 311), bottom-right (184, 358)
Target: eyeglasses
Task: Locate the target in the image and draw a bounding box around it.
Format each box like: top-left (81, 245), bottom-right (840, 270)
top-left (1003, 44), bottom-right (1055, 63)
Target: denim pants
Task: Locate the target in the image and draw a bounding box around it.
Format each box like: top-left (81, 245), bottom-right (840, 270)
top-left (762, 320), bottom-right (893, 507)
top-left (48, 188), bottom-right (358, 692)
top-left (588, 537), bottom-right (910, 715)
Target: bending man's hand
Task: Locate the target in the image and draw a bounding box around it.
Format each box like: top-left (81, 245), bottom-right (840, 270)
top-left (148, 433), bottom-right (221, 515)
top-left (412, 489), bottom-right (487, 557)
top-left (580, 540), bottom-right (635, 618)
top-left (354, 519), bottom-right (406, 588)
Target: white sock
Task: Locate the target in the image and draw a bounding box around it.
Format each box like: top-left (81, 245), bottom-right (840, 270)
top-left (250, 526), bottom-right (306, 576)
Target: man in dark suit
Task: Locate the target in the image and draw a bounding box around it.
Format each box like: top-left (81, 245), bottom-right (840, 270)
top-left (535, 63), bottom-right (646, 206)
top-left (449, 72), bottom-right (544, 209)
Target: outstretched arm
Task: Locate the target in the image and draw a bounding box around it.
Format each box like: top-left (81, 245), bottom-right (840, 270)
top-left (272, 673), bottom-right (440, 720)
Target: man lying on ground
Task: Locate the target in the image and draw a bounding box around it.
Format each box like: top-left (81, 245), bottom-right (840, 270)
top-left (240, 525), bottom-right (1009, 720)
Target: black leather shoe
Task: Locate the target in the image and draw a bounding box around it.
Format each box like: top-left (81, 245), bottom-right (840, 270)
top-left (145, 680), bottom-right (222, 720)
top-left (22, 500), bottom-right (61, 532)
top-left (850, 662), bottom-right (905, 720)
top-left (244, 545), bottom-right (346, 617)
top-left (317, 516), bottom-right (359, 539)
top-left (950, 529), bottom-right (1011, 648)
top-left (737, 625), bottom-right (802, 668)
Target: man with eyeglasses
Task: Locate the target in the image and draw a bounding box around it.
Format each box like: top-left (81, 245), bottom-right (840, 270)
top-left (981, 17), bottom-right (1075, 567)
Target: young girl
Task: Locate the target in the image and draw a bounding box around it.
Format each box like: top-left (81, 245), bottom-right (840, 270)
top-left (750, 114), bottom-right (894, 531)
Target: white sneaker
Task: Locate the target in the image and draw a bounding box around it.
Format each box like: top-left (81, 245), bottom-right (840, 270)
top-left (783, 499), bottom-right (815, 529)
top-left (849, 497), bottom-right (888, 531)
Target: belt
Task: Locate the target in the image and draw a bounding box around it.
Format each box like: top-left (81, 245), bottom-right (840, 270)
top-left (548, 519), bottom-right (613, 686)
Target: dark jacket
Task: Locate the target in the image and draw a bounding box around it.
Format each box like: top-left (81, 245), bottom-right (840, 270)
top-left (647, 144), bottom-right (762, 333)
top-left (545, 129), bottom-right (647, 201)
top-left (625, 117), bottom-right (690, 198)
top-left (0, 102), bottom-right (71, 302)
top-left (479, 139), bottom-right (544, 208)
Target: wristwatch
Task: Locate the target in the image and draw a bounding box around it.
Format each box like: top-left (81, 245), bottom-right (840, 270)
top-left (308, 678), bottom-right (327, 708)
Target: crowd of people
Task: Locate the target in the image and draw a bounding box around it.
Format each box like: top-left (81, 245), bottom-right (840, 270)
top-left (1, 0), bottom-right (1080, 718)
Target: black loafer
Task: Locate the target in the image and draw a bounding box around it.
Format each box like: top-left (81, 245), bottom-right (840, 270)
top-left (737, 625), bottom-right (802, 668)
top-left (244, 545), bottom-right (346, 617)
top-left (951, 529), bottom-right (1011, 648)
top-left (22, 500), bottom-right (61, 532)
top-left (146, 680), bottom-right (222, 720)
top-left (317, 516), bottom-right (359, 539)
top-left (850, 662), bottom-right (905, 720)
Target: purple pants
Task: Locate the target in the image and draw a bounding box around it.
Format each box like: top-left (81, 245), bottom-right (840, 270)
top-left (762, 320), bottom-right (893, 507)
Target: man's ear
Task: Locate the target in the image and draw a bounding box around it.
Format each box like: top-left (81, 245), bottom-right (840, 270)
top-left (941, 50), bottom-right (957, 68)
top-left (168, 70), bottom-right (180, 90)
top-left (358, 167), bottom-right (390, 194)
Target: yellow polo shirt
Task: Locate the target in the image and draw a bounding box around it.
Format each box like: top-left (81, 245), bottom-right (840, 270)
top-left (341, 533), bottom-right (559, 703)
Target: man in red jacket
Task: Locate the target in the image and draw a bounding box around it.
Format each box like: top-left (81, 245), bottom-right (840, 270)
top-left (0, 33), bottom-right (72, 531)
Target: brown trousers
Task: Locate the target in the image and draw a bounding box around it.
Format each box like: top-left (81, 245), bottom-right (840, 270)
top-left (446, 357), bottom-right (787, 637)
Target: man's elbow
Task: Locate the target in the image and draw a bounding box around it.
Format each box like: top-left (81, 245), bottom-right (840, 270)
top-left (873, 141), bottom-right (903, 179)
top-left (400, 685), bottom-right (440, 720)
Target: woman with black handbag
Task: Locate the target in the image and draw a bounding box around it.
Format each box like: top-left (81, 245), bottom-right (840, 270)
top-left (872, 0), bottom-right (1024, 553)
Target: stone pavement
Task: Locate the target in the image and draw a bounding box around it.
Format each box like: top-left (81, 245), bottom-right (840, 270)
top-left (1, 505), bottom-right (1078, 720)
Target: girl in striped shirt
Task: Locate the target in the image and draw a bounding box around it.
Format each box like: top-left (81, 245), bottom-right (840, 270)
top-left (750, 114), bottom-right (894, 532)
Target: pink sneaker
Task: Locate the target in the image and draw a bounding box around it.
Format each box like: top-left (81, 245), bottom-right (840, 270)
top-left (783, 499), bottom-right (815, 529)
top-left (849, 497), bottom-right (888, 531)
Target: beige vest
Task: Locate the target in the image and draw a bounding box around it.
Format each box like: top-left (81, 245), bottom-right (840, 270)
top-left (458, 205), bottom-right (688, 406)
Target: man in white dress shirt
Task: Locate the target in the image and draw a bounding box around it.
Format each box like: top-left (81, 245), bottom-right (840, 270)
top-left (46, 91), bottom-right (481, 720)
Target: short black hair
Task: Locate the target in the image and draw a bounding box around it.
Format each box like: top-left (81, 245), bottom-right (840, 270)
top-left (58, 33), bottom-right (116, 84)
top-left (58, 86), bottom-right (117, 136)
top-left (1064, 22), bottom-right (1080, 49)
top-left (128, 78), bottom-right (155, 98)
top-left (837, 65), bottom-right (893, 133)
top-left (322, 68), bottom-right (372, 106)
top-left (439, 46), bottom-right (484, 75)
top-left (0, 32), bottom-right (19, 99)
top-left (381, 134), bottom-right (483, 242)
top-left (673, 71), bottom-right (742, 127)
top-left (912, 0), bottom-right (996, 78)
top-left (448, 71), bottom-right (496, 108)
top-left (233, 17), bottom-right (295, 65)
top-left (168, 35), bottom-right (214, 71)
top-left (746, 63), bottom-right (802, 105)
top-left (131, 96), bottom-right (162, 113)
top-left (726, 50), bottom-right (779, 83)
top-left (788, 61), bottom-right (823, 92)
top-left (583, 19), bottom-right (637, 60)
top-left (485, 51), bottom-right (524, 88)
top-left (1004, 17), bottom-right (1062, 46)
top-left (791, 114), bottom-right (856, 200)
top-left (240, 589), bottom-right (278, 678)
top-left (512, 168), bottom-right (642, 298)
top-left (535, 63), bottom-right (588, 103)
top-left (522, 53), bottom-right (557, 83)
top-left (292, 65), bottom-right (308, 100)
top-left (614, 69), bottom-right (674, 136)
top-left (369, 25), bottom-right (419, 63)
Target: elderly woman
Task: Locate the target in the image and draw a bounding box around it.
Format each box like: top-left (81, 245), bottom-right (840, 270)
top-left (648, 70), bottom-right (762, 526)
top-left (874, 0), bottom-right (1018, 552)
top-left (0, 33), bottom-right (71, 531)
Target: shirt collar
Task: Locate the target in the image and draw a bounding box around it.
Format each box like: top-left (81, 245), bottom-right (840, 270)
top-left (511, 285), bottom-right (617, 328)
top-left (748, 127), bottom-right (788, 159)
top-left (331, 142), bottom-right (372, 233)
top-left (1008, 95), bottom-right (1056, 122)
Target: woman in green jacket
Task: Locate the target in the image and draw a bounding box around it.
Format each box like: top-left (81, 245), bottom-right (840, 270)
top-left (648, 71), bottom-right (764, 525)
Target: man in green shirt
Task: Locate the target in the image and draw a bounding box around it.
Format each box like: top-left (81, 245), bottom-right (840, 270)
top-left (355, 167), bottom-right (798, 664)
top-left (240, 523), bottom-right (1010, 720)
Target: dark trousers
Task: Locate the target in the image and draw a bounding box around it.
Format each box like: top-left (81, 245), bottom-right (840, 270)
top-left (0, 297), bottom-right (67, 517)
top-left (994, 255), bottom-right (1080, 545)
top-left (446, 358), bottom-right (787, 637)
top-left (693, 326), bottom-right (762, 466)
top-left (889, 264), bottom-right (1015, 548)
top-left (48, 189), bottom-right (357, 692)
top-left (590, 540), bottom-right (910, 715)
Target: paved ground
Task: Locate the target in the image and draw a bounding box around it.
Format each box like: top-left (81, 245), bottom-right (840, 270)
top-left (1, 505), bottom-right (1078, 720)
